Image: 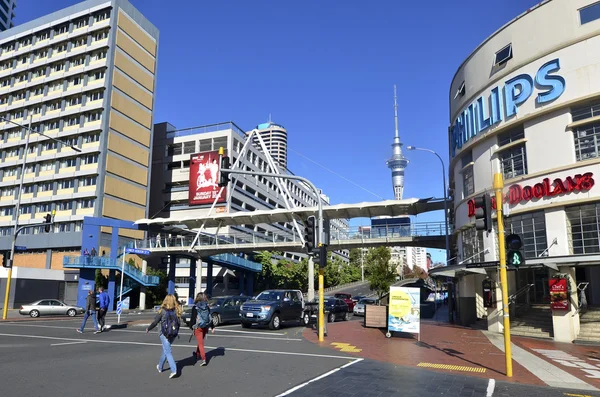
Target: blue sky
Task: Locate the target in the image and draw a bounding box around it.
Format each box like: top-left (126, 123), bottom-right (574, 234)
top-left (18, 0), bottom-right (541, 263)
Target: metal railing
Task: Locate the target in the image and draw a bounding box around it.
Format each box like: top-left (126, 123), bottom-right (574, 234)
top-left (134, 221), bottom-right (448, 253)
top-left (508, 283), bottom-right (534, 316)
top-left (63, 256), bottom-right (159, 286)
top-left (166, 122), bottom-right (246, 139)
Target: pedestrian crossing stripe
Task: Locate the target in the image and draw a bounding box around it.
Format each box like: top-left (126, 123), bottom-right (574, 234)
top-left (417, 362), bottom-right (486, 373)
top-left (330, 342), bottom-right (362, 353)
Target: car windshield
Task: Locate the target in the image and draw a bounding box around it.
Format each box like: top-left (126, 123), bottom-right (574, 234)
top-left (208, 298), bottom-right (224, 306)
top-left (335, 294), bottom-right (350, 299)
top-left (255, 291), bottom-right (283, 301)
top-left (359, 298), bottom-right (376, 305)
top-left (325, 299), bottom-right (336, 305)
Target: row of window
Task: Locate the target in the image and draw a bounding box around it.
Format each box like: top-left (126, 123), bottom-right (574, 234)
top-left (1, 132), bottom-right (99, 161)
top-left (461, 100), bottom-right (600, 198)
top-left (1, 155), bottom-right (99, 180)
top-left (2, 114), bottom-right (103, 144)
top-left (0, 10), bottom-right (110, 55)
top-left (0, 176), bottom-right (97, 198)
top-left (461, 202), bottom-right (600, 262)
top-left (0, 70), bottom-right (106, 108)
top-left (0, 221), bottom-right (84, 236)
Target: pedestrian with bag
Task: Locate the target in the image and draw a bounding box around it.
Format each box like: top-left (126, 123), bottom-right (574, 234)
top-left (97, 287), bottom-right (110, 332)
top-left (191, 292), bottom-right (215, 366)
top-left (77, 290), bottom-right (100, 334)
top-left (146, 294), bottom-right (181, 379)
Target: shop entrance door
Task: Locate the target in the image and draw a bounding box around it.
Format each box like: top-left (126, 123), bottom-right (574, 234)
top-left (517, 267), bottom-right (550, 305)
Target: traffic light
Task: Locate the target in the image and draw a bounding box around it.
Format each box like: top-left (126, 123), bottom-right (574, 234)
top-left (304, 216), bottom-right (317, 254)
top-left (506, 234), bottom-right (524, 268)
top-left (44, 212), bottom-right (54, 233)
top-left (474, 194), bottom-right (492, 232)
top-left (1, 251), bottom-right (10, 268)
top-left (218, 156), bottom-right (230, 187)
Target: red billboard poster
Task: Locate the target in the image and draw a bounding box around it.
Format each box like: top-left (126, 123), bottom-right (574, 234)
top-left (189, 151), bottom-right (227, 205)
top-left (549, 277), bottom-right (569, 310)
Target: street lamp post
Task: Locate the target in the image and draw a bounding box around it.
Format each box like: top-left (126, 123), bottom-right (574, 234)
top-left (1, 116), bottom-right (81, 320)
top-left (406, 146), bottom-right (450, 262)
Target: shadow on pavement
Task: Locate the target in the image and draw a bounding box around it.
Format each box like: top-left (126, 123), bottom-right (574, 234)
top-left (206, 347), bottom-right (225, 364)
top-left (415, 340), bottom-right (504, 376)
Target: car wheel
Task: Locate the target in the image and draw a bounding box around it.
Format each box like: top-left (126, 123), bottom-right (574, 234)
top-left (241, 322), bottom-right (250, 329)
top-left (302, 312), bottom-right (310, 326)
top-left (328, 312), bottom-right (335, 323)
top-left (29, 310), bottom-right (40, 318)
top-left (269, 313), bottom-right (281, 330)
top-left (67, 309), bottom-right (77, 317)
top-left (212, 313), bottom-right (220, 327)
top-left (344, 312), bottom-right (351, 321)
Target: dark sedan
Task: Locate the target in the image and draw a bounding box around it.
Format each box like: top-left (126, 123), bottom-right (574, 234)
top-left (324, 297), bottom-right (351, 323)
top-left (183, 295), bottom-right (251, 327)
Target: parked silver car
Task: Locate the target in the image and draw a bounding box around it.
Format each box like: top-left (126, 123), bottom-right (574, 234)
top-left (19, 299), bottom-right (85, 318)
top-left (353, 297), bottom-right (379, 316)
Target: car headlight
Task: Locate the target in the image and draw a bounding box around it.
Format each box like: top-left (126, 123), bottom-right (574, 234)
top-left (260, 306), bottom-right (271, 312)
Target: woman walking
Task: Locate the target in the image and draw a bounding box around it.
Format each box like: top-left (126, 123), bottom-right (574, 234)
top-left (191, 292), bottom-right (215, 366)
top-left (146, 294), bottom-right (181, 378)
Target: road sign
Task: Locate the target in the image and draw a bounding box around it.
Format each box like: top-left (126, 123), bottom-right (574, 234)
top-left (116, 301), bottom-right (123, 315)
top-left (125, 248), bottom-right (151, 256)
top-left (465, 262), bottom-right (499, 269)
top-left (14, 246), bottom-right (26, 251)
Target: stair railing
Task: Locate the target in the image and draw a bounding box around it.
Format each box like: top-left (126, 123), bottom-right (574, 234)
top-left (508, 283), bottom-right (534, 316)
top-left (573, 282), bottom-right (589, 317)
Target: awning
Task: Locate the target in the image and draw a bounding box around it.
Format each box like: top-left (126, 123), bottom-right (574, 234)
top-left (430, 269), bottom-right (456, 278)
top-left (135, 198), bottom-right (448, 229)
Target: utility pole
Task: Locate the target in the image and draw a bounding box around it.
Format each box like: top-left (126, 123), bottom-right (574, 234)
top-left (494, 173), bottom-right (513, 378)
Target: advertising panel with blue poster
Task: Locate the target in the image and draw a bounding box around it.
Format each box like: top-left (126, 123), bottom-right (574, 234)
top-left (387, 286), bottom-right (420, 337)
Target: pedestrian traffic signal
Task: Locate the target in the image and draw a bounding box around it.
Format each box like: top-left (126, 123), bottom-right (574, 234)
top-left (506, 234), bottom-right (524, 268)
top-left (218, 156), bottom-right (230, 187)
top-left (1, 251), bottom-right (10, 268)
top-left (474, 194), bottom-right (492, 232)
top-left (44, 213), bottom-right (53, 233)
top-left (304, 216), bottom-right (317, 254)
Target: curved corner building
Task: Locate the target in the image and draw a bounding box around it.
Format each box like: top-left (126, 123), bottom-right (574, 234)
top-left (437, 0), bottom-right (600, 343)
top-left (250, 121), bottom-right (288, 169)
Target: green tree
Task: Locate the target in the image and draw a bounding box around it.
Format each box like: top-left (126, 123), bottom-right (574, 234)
top-left (144, 268), bottom-right (168, 306)
top-left (365, 246), bottom-right (395, 299)
top-left (95, 269), bottom-right (107, 289)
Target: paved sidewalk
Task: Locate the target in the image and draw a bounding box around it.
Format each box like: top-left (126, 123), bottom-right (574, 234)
top-left (303, 318), bottom-right (599, 391)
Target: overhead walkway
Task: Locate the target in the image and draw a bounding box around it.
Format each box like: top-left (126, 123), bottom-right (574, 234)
top-left (132, 221), bottom-right (447, 256)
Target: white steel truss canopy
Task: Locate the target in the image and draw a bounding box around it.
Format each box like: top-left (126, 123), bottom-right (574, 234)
top-left (135, 198), bottom-right (446, 229)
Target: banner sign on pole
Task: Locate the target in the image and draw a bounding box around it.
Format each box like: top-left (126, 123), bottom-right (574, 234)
top-left (125, 248), bottom-right (151, 256)
top-left (388, 286), bottom-right (420, 334)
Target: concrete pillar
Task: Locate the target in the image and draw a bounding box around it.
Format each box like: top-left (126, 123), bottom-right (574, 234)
top-left (76, 268), bottom-right (95, 308)
top-left (188, 258), bottom-right (196, 305)
top-left (139, 260), bottom-right (147, 310)
top-left (168, 255), bottom-right (176, 295)
top-left (107, 269), bottom-right (116, 311)
top-left (552, 266), bottom-right (579, 343)
top-left (457, 274), bottom-right (477, 326)
top-left (487, 270), bottom-right (503, 333)
top-left (239, 271), bottom-right (246, 295)
top-left (247, 273), bottom-right (254, 297)
top-left (206, 261), bottom-right (213, 297)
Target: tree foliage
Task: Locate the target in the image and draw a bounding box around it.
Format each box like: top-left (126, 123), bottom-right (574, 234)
top-left (365, 246), bottom-right (396, 299)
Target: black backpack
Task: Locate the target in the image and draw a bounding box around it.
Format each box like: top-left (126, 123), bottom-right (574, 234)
top-left (161, 310), bottom-right (180, 340)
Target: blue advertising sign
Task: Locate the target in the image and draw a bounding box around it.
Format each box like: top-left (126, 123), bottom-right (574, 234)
top-left (125, 248), bottom-right (151, 256)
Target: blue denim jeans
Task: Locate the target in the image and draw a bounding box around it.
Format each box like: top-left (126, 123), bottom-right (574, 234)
top-left (79, 310), bottom-right (99, 332)
top-left (158, 334), bottom-right (177, 375)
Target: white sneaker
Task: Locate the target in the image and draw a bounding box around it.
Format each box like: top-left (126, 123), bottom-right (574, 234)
top-left (169, 372), bottom-right (176, 379)
top-left (156, 365), bottom-right (162, 373)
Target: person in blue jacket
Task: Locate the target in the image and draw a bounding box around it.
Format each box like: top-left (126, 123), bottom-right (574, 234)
top-left (97, 287), bottom-right (110, 332)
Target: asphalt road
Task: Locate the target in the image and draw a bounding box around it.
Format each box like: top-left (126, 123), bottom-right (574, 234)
top-left (0, 313), bottom-right (598, 397)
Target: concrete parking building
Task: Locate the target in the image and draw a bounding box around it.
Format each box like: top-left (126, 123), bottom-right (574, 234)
top-left (433, 0), bottom-right (600, 342)
top-left (0, 0), bottom-right (158, 308)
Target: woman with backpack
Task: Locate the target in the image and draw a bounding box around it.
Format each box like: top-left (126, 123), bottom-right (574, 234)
top-left (146, 294), bottom-right (181, 379)
top-left (191, 292), bottom-right (215, 366)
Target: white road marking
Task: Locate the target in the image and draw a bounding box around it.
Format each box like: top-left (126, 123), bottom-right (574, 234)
top-left (0, 323), bottom-right (299, 341)
top-left (50, 341), bottom-right (87, 347)
top-left (275, 358), bottom-right (364, 396)
top-left (486, 379), bottom-right (495, 397)
top-left (0, 332), bottom-right (353, 360)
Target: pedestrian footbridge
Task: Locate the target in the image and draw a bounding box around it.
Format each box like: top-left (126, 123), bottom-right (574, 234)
top-left (131, 221), bottom-right (447, 257)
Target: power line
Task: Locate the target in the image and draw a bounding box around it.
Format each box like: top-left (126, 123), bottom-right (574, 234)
top-left (289, 148), bottom-right (385, 200)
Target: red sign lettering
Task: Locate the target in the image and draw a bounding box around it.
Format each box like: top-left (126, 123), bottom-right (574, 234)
top-left (467, 172), bottom-right (594, 217)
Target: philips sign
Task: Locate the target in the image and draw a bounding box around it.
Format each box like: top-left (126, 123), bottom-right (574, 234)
top-left (450, 58), bottom-right (566, 158)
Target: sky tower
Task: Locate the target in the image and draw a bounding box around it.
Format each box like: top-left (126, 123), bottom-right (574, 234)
top-left (386, 85), bottom-right (409, 200)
